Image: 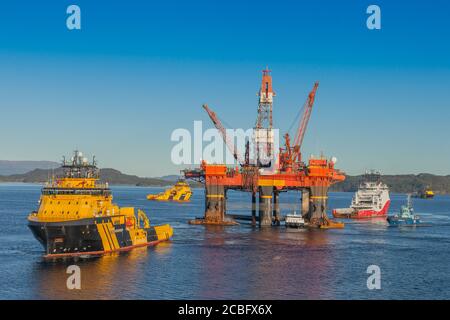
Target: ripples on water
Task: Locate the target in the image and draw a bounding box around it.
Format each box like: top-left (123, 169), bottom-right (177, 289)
top-left (0, 184), bottom-right (449, 299)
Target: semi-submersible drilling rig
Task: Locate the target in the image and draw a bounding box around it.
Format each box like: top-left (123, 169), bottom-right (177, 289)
top-left (184, 69), bottom-right (345, 228)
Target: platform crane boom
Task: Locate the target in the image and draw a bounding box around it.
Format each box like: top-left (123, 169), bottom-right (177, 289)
top-left (202, 104), bottom-right (245, 166)
top-left (279, 82), bottom-right (319, 171)
top-left (293, 82), bottom-right (319, 149)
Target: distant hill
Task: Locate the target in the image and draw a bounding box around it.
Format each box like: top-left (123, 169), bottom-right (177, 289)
top-left (99, 168), bottom-right (170, 186)
top-left (0, 167), bottom-right (448, 193)
top-left (0, 167), bottom-right (199, 187)
top-left (330, 173), bottom-right (450, 194)
top-left (0, 160), bottom-right (59, 175)
top-left (157, 175), bottom-right (181, 182)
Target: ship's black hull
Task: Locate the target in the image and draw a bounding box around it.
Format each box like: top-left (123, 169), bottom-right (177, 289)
top-left (28, 216), bottom-right (160, 257)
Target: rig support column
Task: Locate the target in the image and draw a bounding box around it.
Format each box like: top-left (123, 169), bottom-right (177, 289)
top-left (273, 191), bottom-right (280, 225)
top-left (307, 185), bottom-right (328, 225)
top-left (251, 192), bottom-right (257, 226)
top-left (301, 188), bottom-right (310, 217)
top-left (259, 186), bottom-right (273, 227)
top-left (190, 180), bottom-right (237, 225)
top-left (205, 183), bottom-right (225, 223)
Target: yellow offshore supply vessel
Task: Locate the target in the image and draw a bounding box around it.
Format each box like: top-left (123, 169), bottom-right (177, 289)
top-left (147, 179), bottom-right (192, 202)
top-left (27, 151), bottom-right (173, 258)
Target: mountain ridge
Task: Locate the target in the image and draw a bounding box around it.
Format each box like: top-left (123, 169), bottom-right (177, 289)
top-left (0, 160), bottom-right (59, 175)
top-left (0, 167), bottom-right (449, 193)
top-left (329, 173), bottom-right (450, 194)
top-left (0, 168), bottom-right (179, 187)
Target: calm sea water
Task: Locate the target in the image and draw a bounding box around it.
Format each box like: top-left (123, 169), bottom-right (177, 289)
top-left (0, 183), bottom-right (449, 300)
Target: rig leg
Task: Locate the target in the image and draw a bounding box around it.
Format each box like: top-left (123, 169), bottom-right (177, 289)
top-left (251, 192), bottom-right (257, 226)
top-left (259, 186), bottom-right (273, 227)
top-left (190, 182), bottom-right (237, 225)
top-left (306, 186), bottom-right (343, 228)
top-left (205, 183), bottom-right (225, 223)
top-left (301, 188), bottom-right (310, 217)
top-left (308, 186), bottom-right (328, 226)
top-left (273, 191), bottom-right (280, 225)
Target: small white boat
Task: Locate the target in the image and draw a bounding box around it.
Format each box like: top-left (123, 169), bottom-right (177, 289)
top-left (285, 211), bottom-right (305, 228)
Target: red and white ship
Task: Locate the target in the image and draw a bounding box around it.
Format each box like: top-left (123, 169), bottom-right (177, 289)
top-left (333, 171), bottom-right (390, 219)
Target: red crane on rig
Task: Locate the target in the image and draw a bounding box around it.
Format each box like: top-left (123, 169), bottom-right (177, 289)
top-left (202, 104), bottom-right (245, 166)
top-left (279, 82), bottom-right (319, 172)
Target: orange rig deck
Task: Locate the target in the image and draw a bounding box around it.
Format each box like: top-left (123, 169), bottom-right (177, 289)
top-left (183, 69), bottom-right (345, 228)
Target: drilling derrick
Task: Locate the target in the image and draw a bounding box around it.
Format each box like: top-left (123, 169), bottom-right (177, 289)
top-left (256, 68), bottom-right (274, 129)
top-left (254, 69), bottom-right (275, 167)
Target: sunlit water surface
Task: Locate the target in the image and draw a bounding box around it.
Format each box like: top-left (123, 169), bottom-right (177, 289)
top-left (0, 184), bottom-right (449, 299)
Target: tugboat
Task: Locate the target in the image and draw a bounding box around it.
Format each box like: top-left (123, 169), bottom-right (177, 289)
top-left (333, 170), bottom-right (390, 219)
top-left (147, 179), bottom-right (192, 202)
top-left (387, 194), bottom-right (422, 226)
top-left (28, 151), bottom-right (173, 258)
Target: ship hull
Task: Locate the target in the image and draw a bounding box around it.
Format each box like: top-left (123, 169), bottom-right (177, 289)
top-left (28, 216), bottom-right (171, 258)
top-left (333, 200), bottom-right (391, 219)
top-left (387, 216), bottom-right (421, 226)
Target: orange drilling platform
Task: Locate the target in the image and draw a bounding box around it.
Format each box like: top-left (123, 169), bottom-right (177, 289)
top-left (184, 69), bottom-right (345, 228)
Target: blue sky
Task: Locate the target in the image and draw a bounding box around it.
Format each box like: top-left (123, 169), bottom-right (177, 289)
top-left (0, 0), bottom-right (449, 176)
